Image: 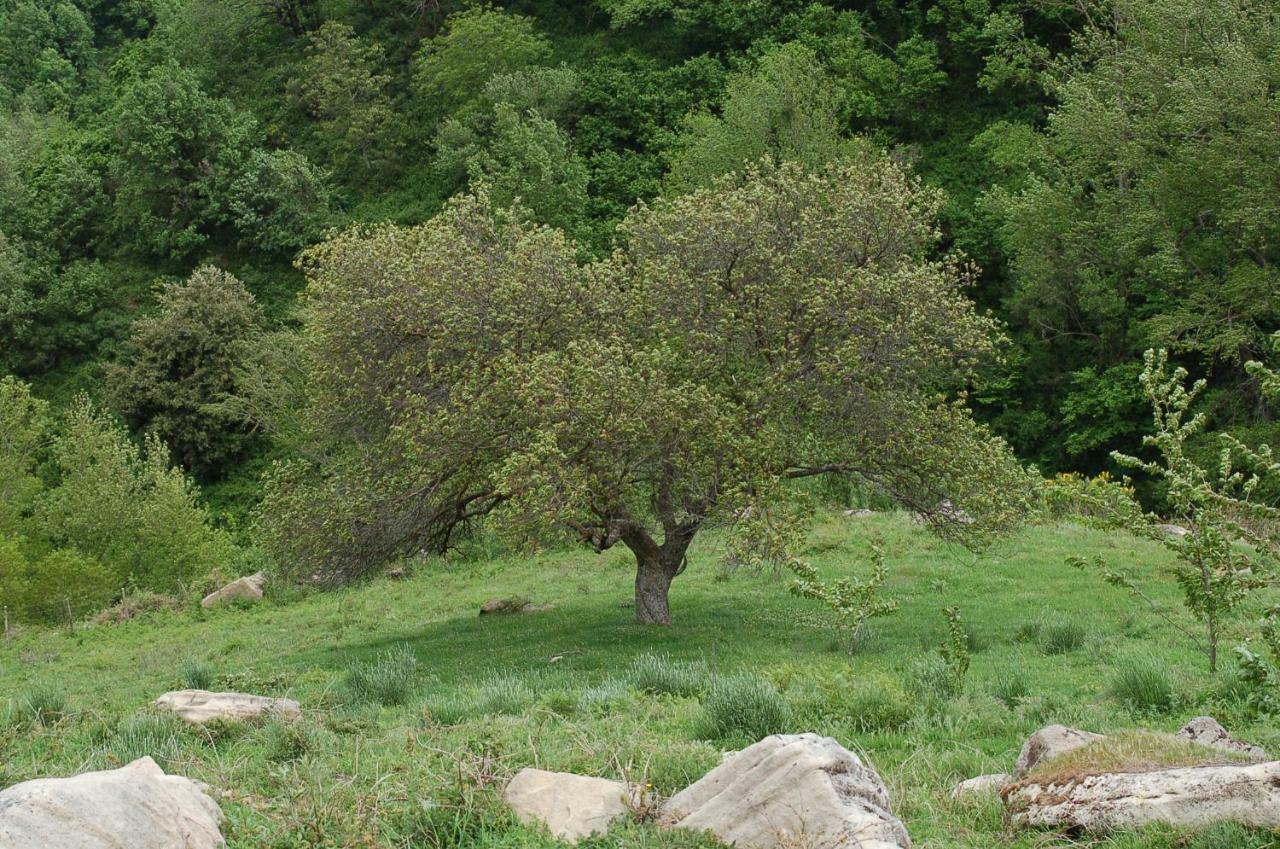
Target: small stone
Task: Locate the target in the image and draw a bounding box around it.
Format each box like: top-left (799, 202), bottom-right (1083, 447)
top-left (503, 768), bottom-right (634, 844)
top-left (200, 573), bottom-right (265, 609)
top-left (1014, 725), bottom-right (1105, 777)
top-left (952, 773), bottom-right (1010, 800)
top-left (1175, 716), bottom-right (1266, 761)
top-left (154, 690), bottom-right (301, 725)
top-left (1157, 523), bottom-right (1189, 538)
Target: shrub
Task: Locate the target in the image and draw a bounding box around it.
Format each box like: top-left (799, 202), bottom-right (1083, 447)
top-left (100, 713), bottom-right (184, 769)
top-left (0, 535), bottom-right (115, 624)
top-left (1040, 620), bottom-right (1087, 655)
top-left (1109, 657), bottom-right (1175, 714)
top-left (180, 657), bottom-right (215, 690)
top-left (345, 645), bottom-right (419, 706)
top-left (787, 541), bottom-right (898, 653)
top-left (700, 674), bottom-right (790, 741)
top-left (627, 653), bottom-right (708, 697)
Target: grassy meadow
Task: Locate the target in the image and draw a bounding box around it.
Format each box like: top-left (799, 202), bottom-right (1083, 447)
top-left (2, 512), bottom-right (1278, 849)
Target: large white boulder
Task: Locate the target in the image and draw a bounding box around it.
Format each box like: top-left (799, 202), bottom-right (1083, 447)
top-left (503, 768), bottom-right (633, 843)
top-left (1175, 716), bottom-right (1266, 761)
top-left (155, 690), bottom-right (301, 724)
top-left (1014, 725), bottom-right (1104, 777)
top-left (201, 572), bottom-right (265, 608)
top-left (661, 733), bottom-right (910, 849)
top-left (1004, 760), bottom-right (1280, 831)
top-left (0, 756), bottom-right (224, 849)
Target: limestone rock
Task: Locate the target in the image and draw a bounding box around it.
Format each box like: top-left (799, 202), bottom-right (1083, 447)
top-left (0, 756), bottom-right (224, 849)
top-left (479, 598), bottom-right (553, 616)
top-left (1004, 760), bottom-right (1280, 832)
top-left (154, 690), bottom-right (301, 724)
top-left (503, 768), bottom-right (633, 843)
top-left (1157, 523), bottom-right (1189, 538)
top-left (1014, 725), bottom-right (1105, 777)
top-left (1175, 716), bottom-right (1266, 761)
top-left (200, 572), bottom-right (265, 608)
top-left (661, 733), bottom-right (910, 849)
top-left (844, 508), bottom-right (876, 518)
top-left (952, 773), bottom-right (1010, 800)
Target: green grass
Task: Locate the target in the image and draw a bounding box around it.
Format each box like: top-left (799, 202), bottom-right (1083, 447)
top-left (1, 513), bottom-right (1278, 848)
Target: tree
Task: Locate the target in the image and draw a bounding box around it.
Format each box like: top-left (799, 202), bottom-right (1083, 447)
top-left (665, 42), bottom-right (856, 191)
top-left (265, 157), bottom-right (1033, 623)
top-left (288, 22), bottom-right (403, 181)
top-left (226, 148), bottom-right (336, 254)
top-left (106, 266), bottom-right (261, 479)
top-left (413, 5), bottom-right (550, 121)
top-left (0, 375), bottom-right (48, 536)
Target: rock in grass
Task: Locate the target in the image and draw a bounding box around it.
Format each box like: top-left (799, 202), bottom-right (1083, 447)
top-left (1014, 725), bottom-right (1105, 777)
top-left (1004, 760), bottom-right (1280, 832)
top-left (844, 508), bottom-right (876, 518)
top-left (200, 572), bottom-right (265, 608)
top-left (503, 768), bottom-right (634, 844)
top-left (155, 690), bottom-right (300, 724)
top-left (1175, 716), bottom-right (1266, 761)
top-left (952, 773), bottom-right (1010, 800)
top-left (0, 756), bottom-right (224, 849)
top-left (479, 598), bottom-right (554, 616)
top-left (661, 733), bottom-right (910, 849)
top-left (1157, 523), bottom-right (1189, 539)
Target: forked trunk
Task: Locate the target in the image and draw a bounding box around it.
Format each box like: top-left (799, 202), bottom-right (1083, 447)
top-left (635, 552), bottom-right (675, 625)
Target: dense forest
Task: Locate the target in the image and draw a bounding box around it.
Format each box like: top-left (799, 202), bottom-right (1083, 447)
top-left (2, 0), bottom-right (1278, 618)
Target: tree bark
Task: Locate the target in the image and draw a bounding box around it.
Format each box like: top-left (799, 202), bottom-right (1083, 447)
top-left (635, 551), bottom-right (676, 625)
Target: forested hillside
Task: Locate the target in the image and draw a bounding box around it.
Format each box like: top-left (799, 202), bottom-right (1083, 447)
top-left (2, 0), bottom-right (1278, 617)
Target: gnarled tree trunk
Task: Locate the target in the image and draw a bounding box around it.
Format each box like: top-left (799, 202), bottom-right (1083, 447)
top-left (635, 551), bottom-right (678, 625)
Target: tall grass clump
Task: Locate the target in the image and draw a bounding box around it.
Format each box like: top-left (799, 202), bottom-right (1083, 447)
top-left (345, 644), bottom-right (419, 706)
top-left (21, 682), bottom-right (68, 726)
top-left (1109, 657), bottom-right (1174, 714)
top-left (180, 657), bottom-right (215, 690)
top-left (1040, 620), bottom-right (1087, 655)
top-left (701, 674), bottom-right (790, 741)
top-left (100, 713), bottom-right (185, 769)
top-left (627, 652), bottom-right (708, 697)
top-left (990, 670), bottom-right (1030, 709)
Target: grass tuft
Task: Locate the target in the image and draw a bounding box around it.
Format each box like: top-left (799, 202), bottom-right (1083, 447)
top-left (700, 674), bottom-right (790, 741)
top-left (627, 652), bottom-right (709, 697)
top-left (346, 645), bottom-right (420, 706)
top-left (180, 656), bottom-right (216, 690)
top-left (1108, 656), bottom-right (1175, 714)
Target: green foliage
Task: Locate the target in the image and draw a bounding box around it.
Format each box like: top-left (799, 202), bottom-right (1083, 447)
top-left (99, 712), bottom-right (184, 769)
top-left (0, 375), bottom-right (48, 534)
top-left (1235, 606), bottom-right (1280, 714)
top-left (1038, 619), bottom-right (1087, 656)
top-left (990, 670), bottom-right (1030, 709)
top-left (1108, 656), bottom-right (1175, 715)
top-left (345, 645), bottom-right (420, 706)
top-left (700, 674), bottom-right (790, 741)
top-left (180, 657), bottom-right (215, 690)
top-left (939, 606), bottom-right (971, 693)
top-left (787, 541), bottom-right (898, 652)
top-left (20, 681), bottom-right (67, 727)
top-left (226, 148), bottom-right (336, 254)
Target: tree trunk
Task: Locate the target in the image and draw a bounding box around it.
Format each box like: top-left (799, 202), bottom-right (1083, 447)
top-left (635, 551), bottom-right (675, 625)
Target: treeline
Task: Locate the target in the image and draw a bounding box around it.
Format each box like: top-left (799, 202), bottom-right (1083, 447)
top-left (0, 0), bottom-right (1277, 617)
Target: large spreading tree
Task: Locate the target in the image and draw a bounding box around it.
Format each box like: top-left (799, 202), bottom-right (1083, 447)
top-left (262, 155), bottom-right (1032, 624)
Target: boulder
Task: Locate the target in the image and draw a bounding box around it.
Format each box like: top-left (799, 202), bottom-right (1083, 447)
top-left (154, 690), bottom-right (301, 725)
top-left (1014, 725), bottom-right (1105, 777)
top-left (479, 598), bottom-right (553, 616)
top-left (1157, 523), bottom-right (1189, 539)
top-left (0, 756), bottom-right (223, 849)
top-left (1004, 760), bottom-right (1280, 832)
top-left (952, 773), bottom-right (1010, 800)
top-left (1175, 716), bottom-right (1266, 761)
top-left (503, 768), bottom-right (633, 844)
top-left (200, 572), bottom-right (265, 608)
top-left (661, 733), bottom-right (910, 849)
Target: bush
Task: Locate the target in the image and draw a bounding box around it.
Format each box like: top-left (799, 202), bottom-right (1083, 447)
top-left (627, 653), bottom-right (708, 697)
top-left (700, 674), bottom-right (790, 741)
top-left (0, 535), bottom-right (115, 624)
top-left (345, 645), bottom-right (419, 706)
top-left (1109, 657), bottom-right (1175, 714)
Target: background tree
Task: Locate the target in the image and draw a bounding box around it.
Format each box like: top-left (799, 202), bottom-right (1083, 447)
top-left (106, 266), bottom-right (262, 479)
top-left (265, 158), bottom-right (1033, 623)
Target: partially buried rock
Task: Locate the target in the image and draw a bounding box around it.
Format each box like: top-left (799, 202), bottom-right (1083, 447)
top-left (1175, 716), bottom-right (1266, 761)
top-left (154, 690), bottom-right (301, 725)
top-left (479, 597), bottom-right (553, 616)
top-left (1014, 725), bottom-right (1105, 778)
top-left (0, 756), bottom-right (224, 849)
top-left (661, 733), bottom-right (910, 849)
top-left (844, 508), bottom-right (876, 518)
top-left (503, 768), bottom-right (635, 844)
top-left (952, 773), bottom-right (1010, 800)
top-left (200, 572), bottom-right (265, 608)
top-left (1004, 760), bottom-right (1280, 832)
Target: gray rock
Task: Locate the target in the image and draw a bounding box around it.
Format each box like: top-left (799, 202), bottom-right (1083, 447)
top-left (952, 773), bottom-right (1010, 800)
top-left (1005, 760), bottom-right (1280, 832)
top-left (1175, 716), bottom-right (1266, 761)
top-left (503, 768), bottom-right (634, 844)
top-left (154, 690), bottom-right (301, 725)
top-left (0, 756), bottom-right (224, 849)
top-left (661, 733), bottom-right (910, 849)
top-left (844, 508), bottom-right (876, 518)
top-left (1014, 725), bottom-right (1105, 777)
top-left (200, 572), bottom-right (265, 608)
top-left (1157, 523), bottom-right (1189, 539)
